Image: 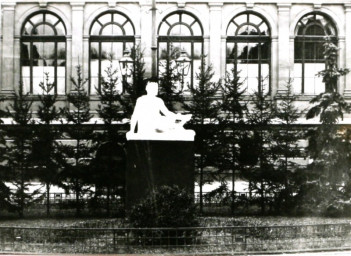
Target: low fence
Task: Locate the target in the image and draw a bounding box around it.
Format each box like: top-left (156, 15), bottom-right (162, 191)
top-left (1, 223), bottom-right (351, 254)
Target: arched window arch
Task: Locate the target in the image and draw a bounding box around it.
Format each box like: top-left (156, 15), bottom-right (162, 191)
top-left (294, 12), bottom-right (337, 94)
top-left (89, 11), bottom-right (135, 94)
top-left (21, 11), bottom-right (66, 94)
top-left (158, 11), bottom-right (203, 89)
top-left (226, 12), bottom-right (271, 94)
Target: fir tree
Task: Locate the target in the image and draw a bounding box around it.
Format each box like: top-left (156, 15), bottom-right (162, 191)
top-left (158, 47), bottom-right (183, 111)
top-left (306, 38), bottom-right (350, 190)
top-left (33, 73), bottom-right (62, 217)
top-left (272, 80), bottom-right (303, 213)
top-left (183, 56), bottom-right (220, 213)
top-left (245, 82), bottom-right (276, 214)
top-left (217, 67), bottom-right (247, 213)
top-left (0, 101), bottom-right (11, 212)
top-left (60, 65), bottom-right (95, 216)
top-left (120, 45), bottom-right (147, 117)
top-left (5, 83), bottom-right (41, 217)
top-left (94, 59), bottom-right (126, 215)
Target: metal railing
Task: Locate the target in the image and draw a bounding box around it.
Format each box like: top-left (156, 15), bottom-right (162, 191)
top-left (1, 223), bottom-right (351, 254)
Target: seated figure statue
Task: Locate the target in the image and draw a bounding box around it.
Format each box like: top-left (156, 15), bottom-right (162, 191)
top-left (126, 82), bottom-right (195, 140)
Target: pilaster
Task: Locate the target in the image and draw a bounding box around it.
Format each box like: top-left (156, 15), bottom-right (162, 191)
top-left (276, 3), bottom-right (291, 95)
top-left (140, 3), bottom-right (153, 78)
top-left (70, 2), bottom-right (85, 75)
top-left (209, 3), bottom-right (223, 81)
top-left (338, 36), bottom-right (345, 95)
top-left (1, 2), bottom-right (16, 94)
top-left (344, 4), bottom-right (351, 97)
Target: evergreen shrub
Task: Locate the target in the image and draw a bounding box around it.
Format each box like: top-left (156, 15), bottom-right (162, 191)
top-left (129, 185), bottom-right (199, 245)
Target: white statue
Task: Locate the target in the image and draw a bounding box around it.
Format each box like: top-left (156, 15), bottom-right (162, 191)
top-left (126, 82), bottom-right (195, 141)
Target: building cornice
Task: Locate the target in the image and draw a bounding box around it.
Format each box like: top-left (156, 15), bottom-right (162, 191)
top-left (1, 2), bottom-right (16, 11)
top-left (2, 0), bottom-right (351, 5)
top-left (70, 2), bottom-right (85, 10)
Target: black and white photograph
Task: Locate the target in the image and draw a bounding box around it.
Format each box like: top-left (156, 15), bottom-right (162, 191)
top-left (1, 0), bottom-right (351, 255)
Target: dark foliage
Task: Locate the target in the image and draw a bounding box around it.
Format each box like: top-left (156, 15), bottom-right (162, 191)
top-left (158, 47), bottom-right (183, 111)
top-left (217, 67), bottom-right (247, 213)
top-left (245, 84), bottom-right (276, 215)
top-left (184, 56), bottom-right (220, 213)
top-left (59, 65), bottom-right (95, 217)
top-left (32, 73), bottom-right (63, 217)
top-left (271, 80), bottom-right (304, 213)
top-left (129, 185), bottom-right (198, 245)
top-left (120, 45), bottom-right (148, 117)
top-left (4, 83), bottom-right (42, 217)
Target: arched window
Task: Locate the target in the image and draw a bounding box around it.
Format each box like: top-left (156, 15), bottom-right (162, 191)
top-left (294, 12), bottom-right (337, 94)
top-left (89, 11), bottom-right (135, 94)
top-left (226, 12), bottom-right (271, 94)
top-left (158, 11), bottom-right (203, 89)
top-left (21, 11), bottom-right (66, 94)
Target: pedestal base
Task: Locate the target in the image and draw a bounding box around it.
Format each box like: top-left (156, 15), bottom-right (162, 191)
top-left (126, 140), bottom-right (194, 209)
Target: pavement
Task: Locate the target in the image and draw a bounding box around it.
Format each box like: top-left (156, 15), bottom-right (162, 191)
top-left (2, 252), bottom-right (351, 256)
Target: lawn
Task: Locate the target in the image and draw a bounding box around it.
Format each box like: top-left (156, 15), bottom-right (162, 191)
top-left (1, 217), bottom-right (351, 254)
top-left (0, 216), bottom-right (351, 228)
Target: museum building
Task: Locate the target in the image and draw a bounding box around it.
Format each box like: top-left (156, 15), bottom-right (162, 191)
top-left (1, 0), bottom-right (351, 116)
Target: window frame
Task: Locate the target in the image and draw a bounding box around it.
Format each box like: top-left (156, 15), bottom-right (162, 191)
top-left (20, 11), bottom-right (67, 95)
top-left (226, 11), bottom-right (271, 94)
top-left (157, 11), bottom-right (204, 89)
top-left (294, 12), bottom-right (338, 94)
top-left (89, 11), bottom-right (135, 94)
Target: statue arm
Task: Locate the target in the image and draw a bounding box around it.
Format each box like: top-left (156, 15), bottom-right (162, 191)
top-left (159, 100), bottom-right (177, 118)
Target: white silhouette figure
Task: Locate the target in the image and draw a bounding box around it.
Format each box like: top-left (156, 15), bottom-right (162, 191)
top-left (126, 82), bottom-right (194, 140)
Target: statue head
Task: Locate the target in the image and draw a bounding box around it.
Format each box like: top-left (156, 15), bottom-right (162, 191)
top-left (146, 82), bottom-right (158, 96)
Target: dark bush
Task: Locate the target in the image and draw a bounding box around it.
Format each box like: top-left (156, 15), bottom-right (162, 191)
top-left (129, 185), bottom-right (199, 245)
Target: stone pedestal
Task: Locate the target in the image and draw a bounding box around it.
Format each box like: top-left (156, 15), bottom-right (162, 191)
top-left (126, 140), bottom-right (194, 209)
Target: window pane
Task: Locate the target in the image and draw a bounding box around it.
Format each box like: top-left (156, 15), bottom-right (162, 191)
top-left (55, 22), bottom-right (66, 35)
top-left (234, 14), bottom-right (247, 26)
top-left (193, 43), bottom-right (202, 59)
top-left (237, 25), bottom-right (257, 35)
top-left (191, 22), bottom-right (202, 36)
top-left (43, 42), bottom-right (55, 59)
top-left (227, 22), bottom-right (236, 36)
top-left (99, 13), bottom-right (112, 25)
top-left (166, 14), bottom-right (179, 25)
top-left (159, 43), bottom-right (168, 59)
top-left (259, 23), bottom-right (269, 36)
top-left (32, 42), bottom-right (45, 66)
top-left (159, 23), bottom-right (169, 35)
top-left (21, 43), bottom-right (30, 65)
top-left (305, 63), bottom-right (325, 94)
top-left (101, 24), bottom-right (123, 36)
top-left (170, 24), bottom-right (191, 36)
top-left (91, 22), bottom-right (101, 35)
top-left (305, 25), bottom-right (325, 36)
top-left (181, 14), bottom-right (194, 25)
top-left (226, 43), bottom-right (235, 61)
top-left (35, 24), bottom-right (55, 36)
top-left (30, 14), bottom-right (44, 25)
top-left (249, 14), bottom-right (261, 26)
top-left (123, 22), bottom-right (134, 35)
top-left (22, 73), bottom-right (30, 94)
top-left (261, 42), bottom-right (269, 61)
top-left (101, 42), bottom-right (113, 59)
top-left (294, 41), bottom-right (303, 61)
top-left (57, 43), bottom-right (66, 61)
top-left (238, 43), bottom-right (259, 62)
top-left (46, 14), bottom-right (58, 25)
top-left (23, 22), bottom-right (33, 35)
top-left (114, 13), bottom-right (126, 25)
top-left (90, 42), bottom-right (99, 94)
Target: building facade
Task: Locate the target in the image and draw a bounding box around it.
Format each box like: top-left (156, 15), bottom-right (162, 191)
top-left (1, 0), bottom-right (351, 116)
